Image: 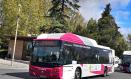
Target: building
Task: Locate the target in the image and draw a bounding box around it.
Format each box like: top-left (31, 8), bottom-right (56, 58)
top-left (8, 36), bottom-right (35, 60)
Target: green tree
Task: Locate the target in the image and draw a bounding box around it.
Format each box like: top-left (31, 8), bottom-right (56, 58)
top-left (86, 18), bottom-right (98, 40)
top-left (47, 0), bottom-right (80, 33)
top-left (97, 3), bottom-right (127, 56)
top-left (66, 12), bottom-right (86, 35)
top-left (49, 0), bottom-right (79, 22)
top-left (2, 0), bottom-right (51, 36)
top-left (127, 34), bottom-right (131, 50)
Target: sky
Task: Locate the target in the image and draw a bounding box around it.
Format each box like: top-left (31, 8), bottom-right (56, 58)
top-left (79, 0), bottom-right (131, 38)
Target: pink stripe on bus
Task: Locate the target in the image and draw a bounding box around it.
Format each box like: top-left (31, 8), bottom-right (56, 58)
top-left (91, 64), bottom-right (105, 75)
top-left (60, 33), bottom-right (84, 45)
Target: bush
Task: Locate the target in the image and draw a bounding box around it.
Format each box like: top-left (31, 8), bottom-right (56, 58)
top-left (0, 50), bottom-right (8, 59)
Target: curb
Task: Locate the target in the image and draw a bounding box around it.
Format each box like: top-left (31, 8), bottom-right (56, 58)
top-left (0, 59), bottom-right (29, 70)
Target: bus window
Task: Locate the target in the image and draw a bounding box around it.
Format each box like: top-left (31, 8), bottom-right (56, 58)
top-left (97, 49), bottom-right (110, 64)
top-left (62, 44), bottom-right (73, 64)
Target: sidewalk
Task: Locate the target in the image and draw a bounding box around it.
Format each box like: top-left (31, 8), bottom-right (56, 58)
top-left (0, 58), bottom-right (29, 69)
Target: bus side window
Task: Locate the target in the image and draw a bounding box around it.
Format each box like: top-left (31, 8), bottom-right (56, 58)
top-left (97, 49), bottom-right (110, 64)
top-left (71, 46), bottom-right (79, 62)
top-left (83, 47), bottom-right (93, 64)
top-left (91, 48), bottom-right (99, 64)
top-left (63, 45), bottom-right (73, 64)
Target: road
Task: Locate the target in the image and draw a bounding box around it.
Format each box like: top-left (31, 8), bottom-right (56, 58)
top-left (85, 71), bottom-right (131, 79)
top-left (0, 69), bottom-right (30, 79)
top-left (0, 69), bottom-right (131, 79)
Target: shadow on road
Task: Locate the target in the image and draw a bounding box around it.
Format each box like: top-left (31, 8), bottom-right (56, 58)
top-left (116, 71), bottom-right (131, 74)
top-left (5, 72), bottom-right (103, 79)
top-left (83, 75), bottom-right (102, 79)
top-left (5, 72), bottom-right (30, 79)
top-left (83, 75), bottom-right (112, 79)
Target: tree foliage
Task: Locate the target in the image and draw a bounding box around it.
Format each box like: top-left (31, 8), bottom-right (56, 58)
top-left (128, 34), bottom-right (131, 50)
top-left (2, 0), bottom-right (52, 36)
top-left (49, 0), bottom-right (79, 21)
top-left (97, 4), bottom-right (127, 56)
top-left (67, 12), bottom-right (86, 35)
top-left (128, 34), bottom-right (131, 42)
top-left (86, 18), bottom-right (98, 40)
top-left (47, 0), bottom-right (80, 33)
top-left (0, 1), bottom-right (128, 57)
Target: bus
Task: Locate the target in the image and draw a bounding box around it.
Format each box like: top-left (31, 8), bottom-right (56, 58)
top-left (95, 45), bottom-right (115, 72)
top-left (29, 33), bottom-right (114, 79)
top-left (121, 51), bottom-right (131, 72)
top-left (114, 56), bottom-right (121, 68)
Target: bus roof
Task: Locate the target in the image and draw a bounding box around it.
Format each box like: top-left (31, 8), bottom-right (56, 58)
top-left (123, 51), bottom-right (131, 55)
top-left (95, 45), bottom-right (111, 49)
top-left (36, 33), bottom-right (97, 46)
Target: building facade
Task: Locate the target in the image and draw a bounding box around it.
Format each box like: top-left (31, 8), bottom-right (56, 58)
top-left (8, 36), bottom-right (35, 60)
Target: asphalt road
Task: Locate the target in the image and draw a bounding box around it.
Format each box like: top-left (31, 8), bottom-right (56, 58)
top-left (0, 69), bottom-right (30, 79)
top-left (0, 69), bottom-right (131, 79)
top-left (85, 71), bottom-right (131, 79)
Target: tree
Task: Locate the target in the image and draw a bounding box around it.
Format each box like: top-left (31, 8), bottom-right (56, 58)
top-left (49, 0), bottom-right (79, 22)
top-left (67, 12), bottom-right (86, 35)
top-left (86, 18), bottom-right (98, 40)
top-left (128, 34), bottom-right (131, 42)
top-left (127, 34), bottom-right (131, 50)
top-left (97, 3), bottom-right (127, 56)
top-left (2, 0), bottom-right (51, 36)
top-left (47, 0), bottom-right (80, 33)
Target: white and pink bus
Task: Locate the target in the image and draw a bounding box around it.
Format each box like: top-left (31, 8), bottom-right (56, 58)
top-left (121, 51), bottom-right (131, 72)
top-left (29, 33), bottom-right (114, 79)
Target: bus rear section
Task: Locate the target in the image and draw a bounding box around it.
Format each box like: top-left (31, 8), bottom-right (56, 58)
top-left (121, 51), bottom-right (131, 72)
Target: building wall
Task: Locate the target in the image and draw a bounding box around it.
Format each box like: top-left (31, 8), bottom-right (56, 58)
top-left (8, 40), bottom-right (24, 60)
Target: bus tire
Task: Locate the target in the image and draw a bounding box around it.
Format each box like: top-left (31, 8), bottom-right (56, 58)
top-left (74, 68), bottom-right (81, 79)
top-left (103, 67), bottom-right (108, 77)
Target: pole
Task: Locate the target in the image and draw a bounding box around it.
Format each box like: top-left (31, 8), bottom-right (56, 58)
top-left (11, 4), bottom-right (21, 66)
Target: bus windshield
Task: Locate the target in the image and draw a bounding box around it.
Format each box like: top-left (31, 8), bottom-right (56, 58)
top-left (123, 55), bottom-right (131, 64)
top-left (31, 40), bottom-right (64, 67)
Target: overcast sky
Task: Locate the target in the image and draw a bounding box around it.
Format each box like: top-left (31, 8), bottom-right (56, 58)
top-left (79, 0), bottom-right (131, 38)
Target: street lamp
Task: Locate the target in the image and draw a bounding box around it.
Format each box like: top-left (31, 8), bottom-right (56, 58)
top-left (11, 4), bottom-right (21, 66)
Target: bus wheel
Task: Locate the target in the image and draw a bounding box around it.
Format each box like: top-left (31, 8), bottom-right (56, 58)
top-left (103, 67), bottom-right (108, 77)
top-left (75, 68), bottom-right (81, 79)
